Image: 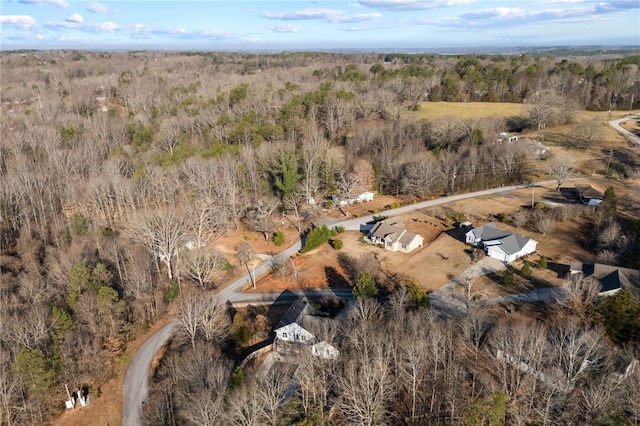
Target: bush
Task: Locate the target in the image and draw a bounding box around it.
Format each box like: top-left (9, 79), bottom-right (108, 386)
top-left (165, 280), bottom-right (180, 304)
top-left (335, 225), bottom-right (345, 233)
top-left (520, 261), bottom-right (532, 279)
top-left (353, 272), bottom-right (378, 300)
top-left (70, 213), bottom-right (89, 235)
top-left (501, 269), bottom-right (514, 286)
top-left (272, 231), bottom-right (285, 246)
top-left (537, 255), bottom-right (548, 269)
top-left (390, 202), bottom-right (401, 209)
top-left (230, 313), bottom-right (251, 347)
top-left (495, 212), bottom-right (507, 222)
top-left (331, 239), bottom-right (343, 250)
top-left (301, 225), bottom-right (335, 253)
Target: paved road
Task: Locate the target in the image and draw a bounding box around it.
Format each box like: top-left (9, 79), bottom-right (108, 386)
top-left (609, 114), bottom-right (640, 147)
top-left (121, 178), bottom-right (569, 425)
top-left (122, 321), bottom-right (177, 426)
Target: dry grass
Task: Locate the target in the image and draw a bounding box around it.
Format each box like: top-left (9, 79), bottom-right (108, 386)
top-left (415, 101), bottom-right (529, 120)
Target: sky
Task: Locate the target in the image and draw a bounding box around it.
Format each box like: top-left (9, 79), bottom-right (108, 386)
top-left (0, 0), bottom-right (639, 51)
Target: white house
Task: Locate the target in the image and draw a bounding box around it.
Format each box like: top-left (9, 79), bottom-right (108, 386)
top-left (465, 222), bottom-right (511, 246)
top-left (274, 299), bottom-right (315, 344)
top-left (485, 234), bottom-right (538, 262)
top-left (311, 341), bottom-right (340, 359)
top-left (466, 223), bottom-right (537, 262)
top-left (368, 219), bottom-right (424, 253)
top-left (275, 322), bottom-right (314, 343)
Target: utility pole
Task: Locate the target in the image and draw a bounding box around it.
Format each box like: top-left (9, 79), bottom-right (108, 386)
top-left (630, 93), bottom-right (634, 112)
top-left (531, 189), bottom-right (535, 210)
top-left (605, 149), bottom-right (614, 178)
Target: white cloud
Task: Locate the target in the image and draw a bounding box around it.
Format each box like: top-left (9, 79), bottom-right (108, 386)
top-left (45, 20), bottom-right (120, 32)
top-left (261, 8), bottom-right (382, 24)
top-left (92, 21), bottom-right (119, 31)
top-left (65, 13), bottom-right (83, 23)
top-left (18, 0), bottom-right (69, 8)
top-left (330, 12), bottom-right (382, 23)
top-left (261, 8), bottom-right (345, 21)
top-left (359, 0), bottom-right (475, 11)
top-left (267, 24), bottom-right (298, 33)
top-left (86, 2), bottom-right (109, 13)
top-left (128, 25), bottom-right (238, 41)
top-left (0, 15), bottom-right (38, 30)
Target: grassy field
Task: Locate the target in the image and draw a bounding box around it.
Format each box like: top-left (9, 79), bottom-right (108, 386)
top-left (415, 101), bottom-right (638, 145)
top-left (415, 101), bottom-right (635, 122)
top-left (415, 101), bottom-right (529, 120)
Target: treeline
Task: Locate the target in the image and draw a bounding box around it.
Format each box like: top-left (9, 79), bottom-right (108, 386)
top-left (145, 285), bottom-right (640, 425)
top-left (0, 49), bottom-right (638, 424)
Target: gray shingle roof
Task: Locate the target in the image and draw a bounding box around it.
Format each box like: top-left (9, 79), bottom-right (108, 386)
top-left (369, 219), bottom-right (405, 242)
top-left (497, 234), bottom-right (532, 255)
top-left (471, 222), bottom-right (512, 241)
top-left (275, 299), bottom-right (308, 329)
top-left (570, 262), bottom-right (639, 293)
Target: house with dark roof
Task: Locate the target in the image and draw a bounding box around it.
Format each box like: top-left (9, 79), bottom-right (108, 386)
top-left (367, 219), bottom-right (424, 253)
top-left (575, 184), bottom-right (604, 206)
top-left (274, 299), bottom-right (314, 343)
top-left (272, 296), bottom-right (341, 359)
top-left (465, 222), bottom-right (537, 262)
top-left (569, 261), bottom-right (639, 296)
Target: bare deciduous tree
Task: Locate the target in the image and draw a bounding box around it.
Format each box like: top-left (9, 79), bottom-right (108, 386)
top-left (548, 155), bottom-right (575, 191)
top-left (177, 290), bottom-right (229, 348)
top-left (560, 273), bottom-right (600, 315)
top-left (535, 215), bottom-right (556, 235)
top-left (129, 210), bottom-right (192, 281)
top-left (571, 119), bottom-right (603, 149)
top-left (244, 197), bottom-right (278, 241)
top-left (235, 242), bottom-right (256, 288)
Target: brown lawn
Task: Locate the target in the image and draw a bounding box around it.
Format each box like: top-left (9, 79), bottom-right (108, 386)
top-left (245, 178), bottom-right (640, 295)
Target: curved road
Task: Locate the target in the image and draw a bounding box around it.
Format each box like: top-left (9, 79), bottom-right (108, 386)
top-left (122, 179), bottom-right (572, 425)
top-left (609, 114), bottom-right (640, 147)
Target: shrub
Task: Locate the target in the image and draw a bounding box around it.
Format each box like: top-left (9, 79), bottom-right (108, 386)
top-left (520, 261), bottom-right (532, 279)
top-left (534, 202), bottom-right (549, 210)
top-left (537, 255), bottom-right (547, 269)
top-left (495, 212), bottom-right (507, 222)
top-left (335, 225), bottom-right (345, 233)
top-left (230, 313), bottom-right (251, 347)
top-left (331, 239), bottom-right (343, 250)
top-left (165, 280), bottom-right (180, 304)
top-left (70, 213), bottom-right (89, 235)
top-left (272, 231), bottom-right (285, 246)
top-left (501, 269), bottom-right (514, 286)
top-left (390, 202), bottom-right (401, 209)
top-left (353, 272), bottom-right (378, 300)
top-left (301, 225), bottom-right (335, 253)
top-left (231, 367), bottom-right (245, 387)
top-left (444, 213), bottom-right (455, 227)
top-left (407, 282), bottom-right (428, 310)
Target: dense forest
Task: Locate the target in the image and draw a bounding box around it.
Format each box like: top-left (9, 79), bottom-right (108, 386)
top-left (1, 49), bottom-right (639, 424)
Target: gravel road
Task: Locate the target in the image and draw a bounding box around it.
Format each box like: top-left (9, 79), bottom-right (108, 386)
top-left (609, 114), bottom-right (640, 147)
top-left (122, 321), bottom-right (177, 426)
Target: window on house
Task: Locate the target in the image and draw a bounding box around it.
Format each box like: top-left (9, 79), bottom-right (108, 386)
top-left (386, 241), bottom-right (392, 247)
top-left (282, 332), bottom-right (287, 338)
top-left (402, 244), bottom-right (407, 250)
